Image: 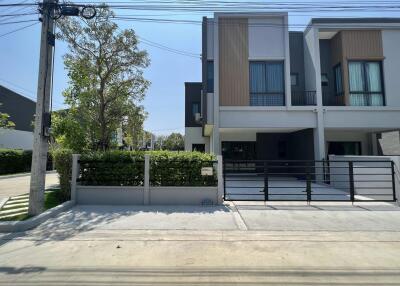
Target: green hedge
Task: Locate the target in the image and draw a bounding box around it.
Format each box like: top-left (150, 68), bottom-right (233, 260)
top-left (0, 149), bottom-right (32, 175)
top-left (52, 148), bottom-right (73, 200)
top-left (53, 149), bottom-right (218, 188)
top-left (0, 149), bottom-right (54, 175)
top-left (79, 151), bottom-right (145, 186)
top-left (149, 151), bottom-right (217, 186)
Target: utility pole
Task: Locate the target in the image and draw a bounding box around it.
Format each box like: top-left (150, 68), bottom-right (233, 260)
top-left (28, 0), bottom-right (56, 216)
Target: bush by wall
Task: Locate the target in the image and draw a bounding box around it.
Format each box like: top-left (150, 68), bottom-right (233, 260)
top-left (52, 148), bottom-right (73, 200)
top-left (149, 151), bottom-right (217, 186)
top-left (0, 149), bottom-right (32, 175)
top-left (71, 150), bottom-right (217, 187)
top-left (79, 151), bottom-right (145, 186)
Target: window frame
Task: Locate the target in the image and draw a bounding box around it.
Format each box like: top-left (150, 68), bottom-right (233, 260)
top-left (321, 73), bottom-right (329, 87)
top-left (347, 60), bottom-right (385, 105)
top-left (191, 102), bottom-right (200, 118)
top-left (333, 63), bottom-right (344, 97)
top-left (206, 60), bottom-right (214, 93)
top-left (290, 73), bottom-right (298, 87)
top-left (249, 60), bottom-right (285, 106)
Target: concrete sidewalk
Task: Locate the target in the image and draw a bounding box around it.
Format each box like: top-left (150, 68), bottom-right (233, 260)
top-left (0, 172), bottom-right (59, 201)
top-left (0, 202), bottom-right (400, 285)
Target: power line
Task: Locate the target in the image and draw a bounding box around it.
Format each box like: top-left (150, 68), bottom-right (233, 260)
top-left (0, 18), bottom-right (38, 25)
top-left (0, 21), bottom-right (38, 38)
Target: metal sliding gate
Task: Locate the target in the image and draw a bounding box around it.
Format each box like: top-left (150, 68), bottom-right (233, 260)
top-left (223, 160), bottom-right (397, 202)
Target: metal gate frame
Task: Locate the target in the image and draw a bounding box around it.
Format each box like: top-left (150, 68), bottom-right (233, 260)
top-left (223, 159), bottom-right (397, 203)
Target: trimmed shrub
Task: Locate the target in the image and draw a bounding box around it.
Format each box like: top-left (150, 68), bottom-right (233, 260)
top-left (149, 151), bottom-right (217, 186)
top-left (0, 149), bottom-right (32, 175)
top-left (79, 151), bottom-right (145, 186)
top-left (52, 148), bottom-right (73, 200)
top-left (51, 149), bottom-right (217, 189)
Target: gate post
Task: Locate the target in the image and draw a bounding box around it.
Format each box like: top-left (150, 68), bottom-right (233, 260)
top-left (264, 162), bottom-right (269, 201)
top-left (144, 154), bottom-right (150, 205)
top-left (306, 162), bottom-right (312, 204)
top-left (391, 161), bottom-right (397, 202)
top-left (217, 155), bottom-right (224, 204)
top-left (348, 161), bottom-right (355, 203)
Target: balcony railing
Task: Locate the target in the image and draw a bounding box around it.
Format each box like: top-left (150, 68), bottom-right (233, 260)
top-left (250, 93), bottom-right (284, 106)
top-left (323, 92), bottom-right (385, 106)
top-left (291, 91), bottom-right (316, 106)
top-left (323, 92), bottom-right (345, 106)
top-left (350, 92), bottom-right (384, 106)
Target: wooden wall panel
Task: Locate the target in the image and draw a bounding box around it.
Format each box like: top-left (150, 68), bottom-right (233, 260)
top-left (219, 18), bottom-right (249, 106)
top-left (342, 30), bottom-right (383, 59)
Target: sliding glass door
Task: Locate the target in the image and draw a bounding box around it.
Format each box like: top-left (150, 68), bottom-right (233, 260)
top-left (348, 61), bottom-right (384, 106)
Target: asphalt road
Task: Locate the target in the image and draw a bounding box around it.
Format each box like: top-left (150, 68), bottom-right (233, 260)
top-left (0, 172), bottom-right (59, 200)
top-left (1, 202), bottom-right (400, 285)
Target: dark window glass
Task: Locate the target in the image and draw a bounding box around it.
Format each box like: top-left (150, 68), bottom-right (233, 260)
top-left (207, 61), bottom-right (214, 93)
top-left (249, 61), bottom-right (284, 106)
top-left (192, 144), bottom-right (205, 152)
top-left (321, 73), bottom-right (329, 86)
top-left (221, 141), bottom-right (256, 160)
top-left (290, 73), bottom-right (298, 86)
top-left (328, 142), bottom-right (361, 156)
top-left (334, 64), bottom-right (343, 96)
top-left (192, 102), bottom-right (200, 118)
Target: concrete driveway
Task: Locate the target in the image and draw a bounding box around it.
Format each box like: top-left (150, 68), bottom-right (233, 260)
top-left (1, 202), bottom-right (400, 285)
top-left (0, 172), bottom-right (59, 200)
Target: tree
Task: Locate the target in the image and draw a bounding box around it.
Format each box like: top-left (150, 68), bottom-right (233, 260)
top-left (156, 133), bottom-right (184, 151)
top-left (0, 103), bottom-right (15, 129)
top-left (56, 7), bottom-right (150, 150)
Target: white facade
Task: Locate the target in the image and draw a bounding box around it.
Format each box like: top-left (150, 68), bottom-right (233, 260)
top-left (186, 14), bottom-right (400, 158)
top-left (0, 128), bottom-right (33, 150)
top-left (184, 127), bottom-right (210, 152)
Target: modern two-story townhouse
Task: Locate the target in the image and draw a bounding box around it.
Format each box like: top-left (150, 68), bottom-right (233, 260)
top-left (184, 13), bottom-right (400, 161)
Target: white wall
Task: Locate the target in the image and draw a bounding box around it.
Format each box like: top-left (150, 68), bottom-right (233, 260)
top-left (220, 131), bottom-right (257, 142)
top-left (248, 17), bottom-right (285, 59)
top-left (382, 30), bottom-right (400, 107)
top-left (219, 108), bottom-right (317, 129)
top-left (184, 127), bottom-right (210, 152)
top-left (0, 128), bottom-right (33, 150)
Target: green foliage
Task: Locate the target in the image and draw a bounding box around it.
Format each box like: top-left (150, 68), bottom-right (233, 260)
top-left (0, 149), bottom-right (32, 175)
top-left (0, 103), bottom-right (15, 129)
top-left (63, 150), bottom-right (217, 187)
top-left (154, 133), bottom-right (185, 151)
top-left (79, 151), bottom-right (145, 186)
top-left (52, 148), bottom-right (73, 200)
top-left (57, 6), bottom-right (150, 150)
top-left (149, 151), bottom-right (217, 186)
top-left (51, 110), bottom-right (88, 152)
top-left (44, 189), bottom-right (67, 210)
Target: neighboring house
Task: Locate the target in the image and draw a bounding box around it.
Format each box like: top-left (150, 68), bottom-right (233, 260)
top-left (185, 13), bottom-right (400, 160)
top-left (0, 85), bottom-right (35, 150)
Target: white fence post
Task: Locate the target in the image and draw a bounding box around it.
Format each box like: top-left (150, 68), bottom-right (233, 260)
top-left (144, 154), bottom-right (150, 205)
top-left (71, 154), bottom-right (80, 204)
top-left (217, 155), bottom-right (224, 204)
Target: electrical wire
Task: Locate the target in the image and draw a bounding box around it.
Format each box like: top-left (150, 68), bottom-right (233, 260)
top-left (0, 21), bottom-right (38, 37)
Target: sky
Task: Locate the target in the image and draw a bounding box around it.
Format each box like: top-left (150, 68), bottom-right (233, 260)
top-left (1, 0), bottom-right (400, 135)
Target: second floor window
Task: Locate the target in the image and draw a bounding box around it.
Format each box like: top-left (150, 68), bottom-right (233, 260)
top-left (334, 64), bottom-right (343, 96)
top-left (348, 61), bottom-right (384, 106)
top-left (249, 61), bottom-right (284, 106)
top-left (192, 102), bottom-right (200, 119)
top-left (207, 61), bottom-right (214, 93)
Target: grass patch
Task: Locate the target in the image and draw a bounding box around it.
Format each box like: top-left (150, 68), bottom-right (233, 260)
top-left (44, 188), bottom-right (66, 210)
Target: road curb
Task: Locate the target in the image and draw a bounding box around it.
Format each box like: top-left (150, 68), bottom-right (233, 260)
top-left (0, 200), bottom-right (75, 233)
